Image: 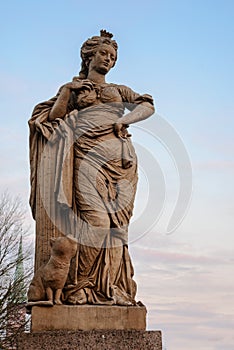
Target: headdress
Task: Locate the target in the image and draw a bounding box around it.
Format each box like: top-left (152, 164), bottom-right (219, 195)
top-left (100, 29), bottom-right (113, 39)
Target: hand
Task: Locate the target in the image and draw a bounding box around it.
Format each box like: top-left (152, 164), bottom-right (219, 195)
top-left (63, 79), bottom-right (93, 92)
top-left (114, 122), bottom-right (131, 138)
top-left (114, 121), bottom-right (123, 138)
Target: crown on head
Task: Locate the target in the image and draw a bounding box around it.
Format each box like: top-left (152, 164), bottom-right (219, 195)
top-left (100, 29), bottom-right (113, 39)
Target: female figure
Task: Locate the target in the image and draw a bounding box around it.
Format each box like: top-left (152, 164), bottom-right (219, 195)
top-left (29, 30), bottom-right (154, 305)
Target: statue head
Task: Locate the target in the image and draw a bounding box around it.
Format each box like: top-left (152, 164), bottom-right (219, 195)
top-left (79, 30), bottom-right (118, 79)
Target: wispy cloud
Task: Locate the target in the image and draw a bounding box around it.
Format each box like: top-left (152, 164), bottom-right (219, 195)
top-left (195, 160), bottom-right (234, 171)
top-left (130, 238), bottom-right (234, 350)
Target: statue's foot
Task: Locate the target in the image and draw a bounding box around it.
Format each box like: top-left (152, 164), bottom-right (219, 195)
top-left (115, 296), bottom-right (133, 306)
top-left (111, 286), bottom-right (135, 306)
top-left (67, 289), bottom-right (87, 305)
top-left (54, 299), bottom-right (63, 305)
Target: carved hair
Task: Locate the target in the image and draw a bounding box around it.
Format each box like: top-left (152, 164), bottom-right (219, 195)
top-left (78, 30), bottom-right (118, 79)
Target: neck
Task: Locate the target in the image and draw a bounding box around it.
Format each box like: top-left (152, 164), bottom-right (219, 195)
top-left (87, 70), bottom-right (106, 84)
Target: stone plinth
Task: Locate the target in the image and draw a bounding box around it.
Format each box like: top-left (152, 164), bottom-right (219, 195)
top-left (31, 305), bottom-right (147, 332)
top-left (17, 330), bottom-right (162, 350)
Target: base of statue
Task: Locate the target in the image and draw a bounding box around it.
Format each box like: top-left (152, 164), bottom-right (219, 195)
top-left (30, 304), bottom-right (147, 332)
top-left (17, 330), bottom-right (162, 350)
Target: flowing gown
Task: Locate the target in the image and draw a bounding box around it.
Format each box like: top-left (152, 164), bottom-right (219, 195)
top-left (29, 80), bottom-right (154, 305)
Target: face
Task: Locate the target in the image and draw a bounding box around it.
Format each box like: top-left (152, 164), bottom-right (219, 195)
top-left (88, 43), bottom-right (117, 75)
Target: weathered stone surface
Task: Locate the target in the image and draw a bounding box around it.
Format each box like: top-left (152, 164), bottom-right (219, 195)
top-left (31, 305), bottom-right (147, 332)
top-left (27, 236), bottom-right (77, 306)
top-left (17, 330), bottom-right (162, 350)
top-left (28, 29), bottom-right (155, 308)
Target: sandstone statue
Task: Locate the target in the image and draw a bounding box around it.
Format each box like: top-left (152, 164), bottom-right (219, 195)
top-left (27, 235), bottom-right (77, 307)
top-left (28, 30), bottom-right (154, 306)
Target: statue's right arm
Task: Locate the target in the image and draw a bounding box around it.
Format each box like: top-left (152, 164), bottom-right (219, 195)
top-left (48, 85), bottom-right (71, 121)
top-left (48, 80), bottom-right (94, 121)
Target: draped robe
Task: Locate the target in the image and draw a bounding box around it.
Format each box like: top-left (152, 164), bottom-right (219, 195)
top-left (29, 81), bottom-right (154, 305)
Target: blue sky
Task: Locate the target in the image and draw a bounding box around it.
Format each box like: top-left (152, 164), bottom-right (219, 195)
top-left (1, 1), bottom-right (234, 349)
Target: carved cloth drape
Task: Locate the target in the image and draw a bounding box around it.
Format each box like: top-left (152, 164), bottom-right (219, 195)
top-left (28, 83), bottom-right (153, 304)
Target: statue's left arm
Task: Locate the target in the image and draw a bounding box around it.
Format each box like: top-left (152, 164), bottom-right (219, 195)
top-left (114, 85), bottom-right (155, 136)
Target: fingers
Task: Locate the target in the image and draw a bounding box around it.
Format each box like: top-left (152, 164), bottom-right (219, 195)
top-left (82, 79), bottom-right (93, 86)
top-left (72, 80), bottom-right (93, 91)
top-left (114, 122), bottom-right (124, 138)
top-left (114, 122), bottom-right (132, 138)
top-left (63, 80), bottom-right (94, 91)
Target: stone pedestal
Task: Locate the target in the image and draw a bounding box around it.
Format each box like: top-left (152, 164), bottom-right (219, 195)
top-left (31, 305), bottom-right (147, 332)
top-left (18, 305), bottom-right (162, 349)
top-left (17, 330), bottom-right (162, 349)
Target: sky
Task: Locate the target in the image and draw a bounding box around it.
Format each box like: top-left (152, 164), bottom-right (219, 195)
top-left (0, 0), bottom-right (234, 348)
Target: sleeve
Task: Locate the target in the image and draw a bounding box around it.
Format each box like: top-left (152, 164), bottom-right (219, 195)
top-left (116, 85), bottom-right (154, 111)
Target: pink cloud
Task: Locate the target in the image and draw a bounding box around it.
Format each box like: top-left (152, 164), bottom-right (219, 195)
top-left (132, 244), bottom-right (229, 267)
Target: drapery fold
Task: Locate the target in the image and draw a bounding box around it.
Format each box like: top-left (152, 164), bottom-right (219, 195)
top-left (29, 83), bottom-right (153, 304)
